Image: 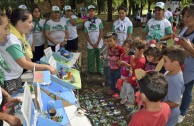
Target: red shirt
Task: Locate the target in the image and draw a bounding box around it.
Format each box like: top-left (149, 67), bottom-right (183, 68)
top-left (128, 57), bottom-right (146, 87)
top-left (109, 46), bottom-right (124, 70)
top-left (129, 102), bottom-right (170, 126)
top-left (120, 53), bottom-right (131, 77)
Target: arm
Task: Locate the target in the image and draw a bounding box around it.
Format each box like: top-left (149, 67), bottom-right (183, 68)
top-left (69, 16), bottom-right (77, 26)
top-left (165, 100), bottom-right (179, 108)
top-left (61, 30), bottom-right (69, 47)
top-left (16, 57), bottom-right (56, 74)
top-left (94, 29), bottom-right (103, 48)
top-left (180, 38), bottom-right (194, 57)
top-left (0, 112), bottom-right (22, 126)
top-left (45, 30), bottom-right (59, 45)
top-left (159, 34), bottom-right (172, 41)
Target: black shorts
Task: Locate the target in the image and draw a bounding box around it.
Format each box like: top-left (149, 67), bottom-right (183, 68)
top-left (65, 37), bottom-right (78, 51)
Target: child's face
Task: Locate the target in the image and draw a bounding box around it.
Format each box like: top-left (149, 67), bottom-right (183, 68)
top-left (107, 37), bottom-right (117, 47)
top-left (163, 55), bottom-right (174, 71)
top-left (146, 55), bottom-right (155, 63)
top-left (123, 42), bottom-right (130, 54)
top-left (104, 39), bottom-right (108, 45)
top-left (118, 9), bottom-right (127, 20)
top-left (134, 48), bottom-right (140, 56)
top-left (88, 9), bottom-right (95, 18)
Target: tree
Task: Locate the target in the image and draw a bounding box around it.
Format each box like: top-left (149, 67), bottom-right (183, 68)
top-left (107, 0), bottom-right (113, 21)
top-left (97, 0), bottom-right (103, 14)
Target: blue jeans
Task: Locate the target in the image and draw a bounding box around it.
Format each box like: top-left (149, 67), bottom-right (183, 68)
top-left (110, 69), bottom-right (121, 93)
top-left (180, 80), bottom-right (194, 116)
top-left (104, 66), bottom-right (110, 86)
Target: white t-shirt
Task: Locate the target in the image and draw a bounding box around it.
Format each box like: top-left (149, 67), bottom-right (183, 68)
top-left (26, 32), bottom-right (33, 46)
top-left (113, 17), bottom-right (133, 46)
top-left (164, 10), bottom-right (174, 23)
top-left (0, 87), bottom-right (2, 105)
top-left (45, 19), bottom-right (68, 46)
top-left (144, 18), bottom-right (172, 43)
top-left (84, 18), bottom-right (104, 49)
top-left (61, 15), bottom-right (78, 40)
top-left (33, 18), bottom-right (45, 46)
top-left (0, 34), bottom-right (24, 80)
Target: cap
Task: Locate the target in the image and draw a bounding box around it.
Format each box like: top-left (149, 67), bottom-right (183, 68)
top-left (18, 5), bottom-right (27, 9)
top-left (88, 5), bottom-right (95, 11)
top-left (51, 6), bottom-right (60, 12)
top-left (155, 2), bottom-right (165, 10)
top-left (64, 5), bottom-right (71, 11)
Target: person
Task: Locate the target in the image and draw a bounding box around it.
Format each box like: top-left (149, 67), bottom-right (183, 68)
top-left (0, 8), bottom-right (56, 93)
top-left (32, 6), bottom-right (45, 62)
top-left (162, 46), bottom-right (185, 126)
top-left (84, 5), bottom-right (103, 75)
top-left (45, 6), bottom-right (69, 52)
top-left (124, 37), bottom-right (146, 106)
top-left (99, 35), bottom-right (110, 86)
top-left (0, 9), bottom-right (22, 126)
top-left (119, 40), bottom-right (134, 105)
top-left (144, 45), bottom-right (165, 73)
top-left (61, 5), bottom-right (78, 52)
top-left (113, 6), bottom-right (133, 46)
top-left (143, 2), bottom-right (172, 43)
top-left (164, 8), bottom-right (174, 23)
top-left (107, 32), bottom-right (124, 98)
top-left (146, 10), bottom-right (152, 22)
top-left (129, 71), bottom-right (170, 126)
top-left (178, 4), bottom-right (194, 123)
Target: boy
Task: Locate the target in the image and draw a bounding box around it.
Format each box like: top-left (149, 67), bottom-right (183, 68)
top-left (107, 32), bottom-right (123, 97)
top-left (100, 35), bottom-right (110, 86)
top-left (84, 5), bottom-right (103, 75)
top-left (121, 38), bottom-right (146, 106)
top-left (162, 46), bottom-right (185, 126)
top-left (129, 71), bottom-right (170, 126)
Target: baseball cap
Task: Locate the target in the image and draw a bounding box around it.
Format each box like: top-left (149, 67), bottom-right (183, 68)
top-left (51, 6), bottom-right (60, 12)
top-left (88, 5), bottom-right (95, 11)
top-left (64, 5), bottom-right (71, 11)
top-left (155, 2), bottom-right (165, 10)
top-left (18, 5), bottom-right (28, 9)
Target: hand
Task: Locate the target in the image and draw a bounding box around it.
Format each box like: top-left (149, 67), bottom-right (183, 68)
top-left (60, 41), bottom-right (67, 47)
top-left (124, 78), bottom-right (128, 82)
top-left (48, 66), bottom-right (57, 75)
top-left (6, 114), bottom-right (22, 126)
top-left (67, 11), bottom-right (73, 18)
top-left (180, 38), bottom-right (193, 50)
top-left (93, 42), bottom-right (99, 48)
top-left (120, 61), bottom-right (126, 65)
top-left (7, 97), bottom-right (21, 104)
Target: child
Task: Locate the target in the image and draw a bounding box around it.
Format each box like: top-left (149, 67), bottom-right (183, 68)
top-left (107, 32), bottom-right (124, 97)
top-left (144, 45), bottom-right (165, 73)
top-left (113, 6), bottom-right (133, 46)
top-left (162, 46), bottom-right (185, 126)
top-left (123, 38), bottom-right (146, 106)
top-left (129, 71), bottom-right (170, 126)
top-left (84, 5), bottom-right (103, 75)
top-left (99, 35), bottom-right (110, 86)
top-left (119, 40), bottom-right (134, 104)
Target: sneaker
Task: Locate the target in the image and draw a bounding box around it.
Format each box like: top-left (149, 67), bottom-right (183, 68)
top-left (112, 93), bottom-right (119, 98)
top-left (178, 115), bottom-right (185, 123)
top-left (120, 98), bottom-right (127, 104)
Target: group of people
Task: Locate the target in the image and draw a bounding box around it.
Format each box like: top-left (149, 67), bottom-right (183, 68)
top-left (84, 2), bottom-right (194, 126)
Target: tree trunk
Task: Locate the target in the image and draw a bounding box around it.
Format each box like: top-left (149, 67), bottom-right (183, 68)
top-left (123, 0), bottom-right (127, 7)
top-left (107, 0), bottom-right (112, 21)
top-left (97, 0), bottom-right (102, 15)
top-left (148, 0), bottom-right (151, 11)
top-left (128, 0), bottom-right (132, 17)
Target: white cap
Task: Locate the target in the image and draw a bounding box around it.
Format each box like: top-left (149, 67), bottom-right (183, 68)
top-left (155, 2), bottom-right (165, 10)
top-left (51, 6), bottom-right (60, 12)
top-left (64, 5), bottom-right (71, 11)
top-left (18, 5), bottom-right (27, 9)
top-left (88, 5), bottom-right (95, 11)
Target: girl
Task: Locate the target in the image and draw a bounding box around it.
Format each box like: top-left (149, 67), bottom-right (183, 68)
top-left (0, 10), bottom-right (22, 126)
top-left (144, 45), bottom-right (165, 73)
top-left (32, 6), bottom-right (45, 62)
top-left (0, 8), bottom-right (56, 93)
top-left (113, 6), bottom-right (133, 46)
top-left (119, 40), bottom-right (134, 104)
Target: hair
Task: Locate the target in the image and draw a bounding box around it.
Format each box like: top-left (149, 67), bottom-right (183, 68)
top-left (181, 4), bottom-right (194, 17)
top-left (138, 71), bottom-right (168, 102)
top-left (10, 8), bottom-right (31, 26)
top-left (132, 37), bottom-right (146, 50)
top-left (31, 5), bottom-right (40, 14)
top-left (0, 10), bottom-right (6, 25)
top-left (118, 6), bottom-right (127, 12)
top-left (162, 46), bottom-right (185, 66)
top-left (105, 32), bottom-right (118, 40)
top-left (123, 39), bottom-right (132, 47)
top-left (144, 46), bottom-right (162, 60)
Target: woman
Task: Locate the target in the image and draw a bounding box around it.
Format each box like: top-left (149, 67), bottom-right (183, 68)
top-left (0, 8), bottom-right (56, 93)
top-left (0, 10), bottom-right (22, 126)
top-left (143, 2), bottom-right (172, 43)
top-left (32, 6), bottom-right (45, 62)
top-left (178, 4), bottom-right (194, 123)
top-left (112, 6), bottom-right (133, 46)
top-left (45, 6), bottom-right (69, 52)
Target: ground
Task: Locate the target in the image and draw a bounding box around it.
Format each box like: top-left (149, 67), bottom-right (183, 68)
top-left (76, 14), bottom-right (194, 126)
